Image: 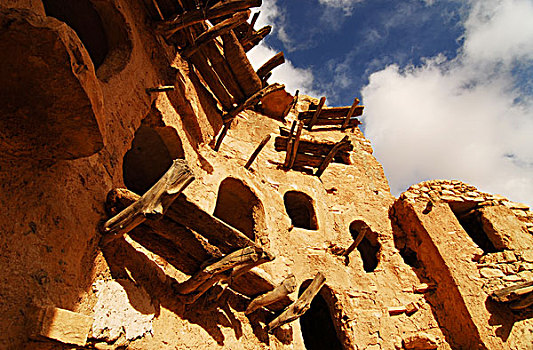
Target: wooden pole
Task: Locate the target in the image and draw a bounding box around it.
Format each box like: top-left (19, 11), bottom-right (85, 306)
top-left (267, 272), bottom-right (326, 332)
top-left (146, 86), bottom-right (175, 93)
top-left (214, 121), bottom-right (231, 151)
top-left (155, 0), bottom-right (262, 37)
top-left (341, 97), bottom-right (360, 130)
top-left (100, 159), bottom-right (194, 245)
top-left (242, 25), bottom-right (271, 51)
top-left (223, 83), bottom-right (285, 121)
top-left (246, 274), bottom-right (296, 314)
top-left (283, 121), bottom-right (297, 168)
top-left (343, 226), bottom-right (366, 257)
top-left (256, 52), bottom-right (285, 80)
top-left (315, 136), bottom-right (350, 177)
top-left (181, 11), bottom-right (250, 59)
top-left (151, 0), bottom-right (165, 20)
top-left (247, 11), bottom-right (260, 36)
top-left (288, 121), bottom-right (304, 169)
top-left (307, 96), bottom-right (326, 131)
top-left (245, 134), bottom-right (271, 169)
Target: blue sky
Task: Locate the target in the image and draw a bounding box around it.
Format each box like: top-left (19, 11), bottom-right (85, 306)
top-left (248, 0), bottom-right (533, 207)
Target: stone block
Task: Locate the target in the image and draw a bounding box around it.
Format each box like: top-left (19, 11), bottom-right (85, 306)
top-left (479, 267), bottom-right (505, 279)
top-left (503, 250), bottom-right (517, 263)
top-left (403, 332), bottom-right (438, 349)
top-left (30, 306), bottom-right (93, 346)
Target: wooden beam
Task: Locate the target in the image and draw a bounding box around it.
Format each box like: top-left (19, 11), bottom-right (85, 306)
top-left (100, 159), bottom-right (194, 246)
top-left (261, 72), bottom-right (272, 87)
top-left (299, 106), bottom-right (364, 121)
top-left (307, 96), bottom-right (326, 131)
top-left (245, 274), bottom-right (296, 314)
top-left (274, 136), bottom-right (353, 157)
top-left (214, 121), bottom-right (231, 151)
top-left (288, 121), bottom-right (304, 169)
top-left (188, 52), bottom-right (235, 110)
top-left (175, 245), bottom-right (267, 295)
top-left (256, 52), bottom-right (285, 80)
top-left (268, 272), bottom-right (326, 332)
top-left (146, 85), bottom-right (175, 93)
top-left (155, 0), bottom-right (262, 37)
top-left (343, 226), bottom-right (366, 257)
top-left (341, 97), bottom-right (360, 130)
top-left (151, 0), bottom-right (165, 21)
top-left (315, 136), bottom-right (350, 177)
top-left (281, 89), bottom-right (298, 118)
top-left (510, 292), bottom-right (533, 310)
top-left (223, 83), bottom-right (285, 121)
top-left (491, 281), bottom-right (533, 303)
top-left (247, 11), bottom-right (260, 36)
top-left (221, 31), bottom-right (262, 97)
top-left (283, 121), bottom-right (297, 168)
top-left (245, 134), bottom-right (271, 169)
top-left (181, 11), bottom-right (250, 59)
top-left (242, 25), bottom-right (271, 51)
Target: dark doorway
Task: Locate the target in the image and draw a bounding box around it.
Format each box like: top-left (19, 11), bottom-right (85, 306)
top-left (299, 282), bottom-right (343, 350)
top-left (449, 205), bottom-right (499, 254)
top-left (43, 0), bottom-right (109, 68)
top-left (213, 178), bottom-right (265, 241)
top-left (284, 191), bottom-right (318, 230)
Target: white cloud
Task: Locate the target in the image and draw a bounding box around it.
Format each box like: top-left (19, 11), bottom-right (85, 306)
top-left (318, 0), bottom-right (363, 14)
top-left (362, 0), bottom-right (533, 206)
top-left (248, 43), bottom-right (319, 96)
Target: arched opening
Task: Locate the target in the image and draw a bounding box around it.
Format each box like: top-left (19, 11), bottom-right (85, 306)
top-left (284, 191), bottom-right (318, 230)
top-left (349, 221), bottom-right (380, 272)
top-left (213, 178), bottom-right (265, 241)
top-left (43, 0), bottom-right (108, 68)
top-left (42, 0), bottom-right (131, 80)
top-left (123, 124), bottom-right (184, 195)
top-left (299, 281), bottom-right (343, 350)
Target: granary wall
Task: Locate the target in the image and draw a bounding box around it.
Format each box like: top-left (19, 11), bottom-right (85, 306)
top-left (0, 1), bottom-right (532, 350)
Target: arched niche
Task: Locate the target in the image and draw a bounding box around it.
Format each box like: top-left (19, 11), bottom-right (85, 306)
top-left (123, 124), bottom-right (184, 195)
top-left (284, 191), bottom-right (318, 230)
top-left (42, 0), bottom-right (131, 81)
top-left (299, 281), bottom-right (343, 350)
top-left (350, 220), bottom-right (380, 273)
top-left (213, 178), bottom-right (266, 241)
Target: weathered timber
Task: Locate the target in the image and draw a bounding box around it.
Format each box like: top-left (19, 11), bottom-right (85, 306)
top-left (245, 134), bottom-right (271, 169)
top-left (316, 136), bottom-right (351, 177)
top-left (175, 245), bottom-right (267, 294)
top-left (155, 0), bottom-right (261, 37)
top-left (242, 25), bottom-right (271, 51)
top-left (221, 31), bottom-right (262, 96)
top-left (283, 121), bottom-right (297, 168)
top-left (181, 11), bottom-right (250, 59)
top-left (341, 97), bottom-right (360, 130)
top-left (268, 272), bottom-right (326, 332)
top-left (146, 85), bottom-right (175, 93)
top-left (261, 72), bottom-right (272, 87)
top-left (491, 280), bottom-right (533, 303)
top-left (274, 136), bottom-right (353, 157)
top-left (101, 160), bottom-right (194, 245)
top-left (247, 11), bottom-right (260, 36)
top-left (214, 121), bottom-right (231, 151)
top-left (299, 105), bottom-right (364, 121)
top-left (510, 292), bottom-right (533, 310)
top-left (288, 121), bottom-right (304, 169)
top-left (223, 83), bottom-right (285, 121)
top-left (256, 52), bottom-right (285, 80)
top-left (246, 274), bottom-right (296, 314)
top-left (151, 0), bottom-right (165, 21)
top-left (343, 225), bottom-right (366, 256)
top-left (189, 52), bottom-right (235, 110)
top-left (307, 96), bottom-right (326, 130)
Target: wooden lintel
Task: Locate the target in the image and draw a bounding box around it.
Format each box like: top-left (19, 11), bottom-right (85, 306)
top-left (307, 96), bottom-right (326, 130)
top-left (156, 0), bottom-right (261, 37)
top-left (299, 105), bottom-right (364, 121)
top-left (245, 134), bottom-right (271, 169)
top-left (242, 25), bottom-right (271, 51)
top-left (245, 274), bottom-right (296, 314)
top-left (189, 52), bottom-right (235, 110)
top-left (181, 11), bottom-right (250, 59)
top-left (341, 97), bottom-right (360, 130)
top-left (223, 83), bottom-right (285, 121)
top-left (288, 121), bottom-right (304, 169)
top-left (315, 136), bottom-right (350, 177)
top-left (267, 272), bottom-right (326, 332)
top-left (221, 31), bottom-right (262, 97)
top-left (256, 52), bottom-right (285, 80)
top-left (101, 159), bottom-right (194, 245)
top-left (491, 280), bottom-right (533, 303)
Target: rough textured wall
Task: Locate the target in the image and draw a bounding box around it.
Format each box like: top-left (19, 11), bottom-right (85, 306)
top-left (1, 1), bottom-right (532, 350)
